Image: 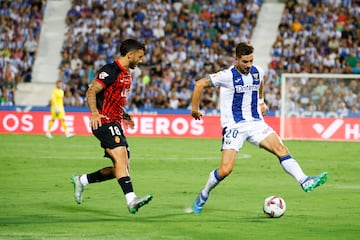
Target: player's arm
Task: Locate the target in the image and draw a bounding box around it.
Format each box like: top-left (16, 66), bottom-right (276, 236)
top-left (191, 77), bottom-right (214, 120)
top-left (258, 78), bottom-right (268, 116)
top-left (86, 80), bottom-right (106, 129)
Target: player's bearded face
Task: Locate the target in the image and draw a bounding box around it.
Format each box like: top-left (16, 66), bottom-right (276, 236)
top-left (129, 59), bottom-right (137, 69)
top-left (129, 50), bottom-right (145, 69)
top-left (236, 54), bottom-right (253, 75)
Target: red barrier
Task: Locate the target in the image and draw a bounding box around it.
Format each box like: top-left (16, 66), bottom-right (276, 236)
top-left (1, 111), bottom-right (358, 141)
top-left (284, 117), bottom-right (360, 141)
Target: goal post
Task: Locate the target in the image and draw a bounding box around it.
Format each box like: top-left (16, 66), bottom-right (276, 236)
top-left (279, 73), bottom-right (360, 141)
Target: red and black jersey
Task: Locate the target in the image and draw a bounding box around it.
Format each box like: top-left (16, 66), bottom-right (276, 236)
top-left (95, 59), bottom-right (131, 125)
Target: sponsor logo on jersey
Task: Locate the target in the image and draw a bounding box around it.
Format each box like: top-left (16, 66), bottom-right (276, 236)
top-left (235, 84), bottom-right (260, 93)
top-left (252, 73), bottom-right (259, 81)
top-left (99, 72), bottom-right (109, 79)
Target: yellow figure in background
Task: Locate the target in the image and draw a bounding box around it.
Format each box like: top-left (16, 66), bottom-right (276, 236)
top-left (46, 80), bottom-right (74, 138)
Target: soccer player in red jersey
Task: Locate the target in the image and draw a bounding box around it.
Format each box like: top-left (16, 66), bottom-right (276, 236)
top-left (71, 39), bottom-right (152, 214)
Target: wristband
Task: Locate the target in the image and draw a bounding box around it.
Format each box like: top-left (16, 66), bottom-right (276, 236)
top-left (258, 98), bottom-right (264, 104)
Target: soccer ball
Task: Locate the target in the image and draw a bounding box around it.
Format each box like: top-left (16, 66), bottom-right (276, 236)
top-left (263, 195), bottom-right (286, 218)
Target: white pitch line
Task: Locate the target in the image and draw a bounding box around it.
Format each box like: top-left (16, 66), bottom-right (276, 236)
top-left (330, 184), bottom-right (360, 190)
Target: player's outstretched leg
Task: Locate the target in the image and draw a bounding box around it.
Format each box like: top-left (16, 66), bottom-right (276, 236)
top-left (192, 191), bottom-right (208, 214)
top-left (128, 194), bottom-right (153, 214)
top-left (71, 175), bottom-right (84, 204)
top-left (301, 172), bottom-right (328, 192)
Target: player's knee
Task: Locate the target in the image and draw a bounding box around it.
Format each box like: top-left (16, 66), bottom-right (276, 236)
top-left (274, 144), bottom-right (289, 157)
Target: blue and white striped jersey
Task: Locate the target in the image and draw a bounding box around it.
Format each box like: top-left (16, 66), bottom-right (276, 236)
top-left (209, 64), bottom-right (265, 128)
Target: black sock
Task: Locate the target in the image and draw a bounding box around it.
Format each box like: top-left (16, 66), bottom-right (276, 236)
top-left (118, 176), bottom-right (134, 194)
top-left (87, 169), bottom-right (113, 183)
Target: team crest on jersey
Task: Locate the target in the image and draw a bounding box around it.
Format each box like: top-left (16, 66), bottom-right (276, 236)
top-left (114, 136), bottom-right (121, 143)
top-left (225, 139), bottom-right (231, 144)
top-left (99, 72), bottom-right (109, 79)
top-left (252, 73), bottom-right (259, 81)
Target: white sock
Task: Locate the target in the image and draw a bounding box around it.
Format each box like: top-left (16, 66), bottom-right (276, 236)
top-left (125, 192), bottom-right (136, 205)
top-left (281, 158), bottom-right (307, 183)
top-left (79, 174), bottom-right (89, 187)
top-left (201, 169), bottom-right (221, 198)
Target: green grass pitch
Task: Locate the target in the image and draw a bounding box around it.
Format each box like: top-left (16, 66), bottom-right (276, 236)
top-left (0, 134), bottom-right (359, 240)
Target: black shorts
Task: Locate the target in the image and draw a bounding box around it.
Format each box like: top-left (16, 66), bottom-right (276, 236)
top-left (92, 122), bottom-right (130, 159)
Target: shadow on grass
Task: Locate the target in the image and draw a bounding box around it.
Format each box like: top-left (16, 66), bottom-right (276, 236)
top-left (0, 203), bottom-right (269, 225)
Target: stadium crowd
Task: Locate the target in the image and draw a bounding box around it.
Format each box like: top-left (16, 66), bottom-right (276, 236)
top-left (58, 0), bottom-right (264, 110)
top-left (0, 0), bottom-right (45, 106)
top-left (264, 0), bottom-right (360, 114)
top-left (0, 0), bottom-right (359, 115)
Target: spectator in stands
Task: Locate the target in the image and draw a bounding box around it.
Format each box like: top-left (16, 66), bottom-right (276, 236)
top-left (169, 93), bottom-right (179, 109)
top-left (61, 62), bottom-right (72, 84)
top-left (143, 97), bottom-right (154, 109)
top-left (24, 35), bottom-right (38, 59)
top-left (77, 77), bottom-right (89, 99)
top-left (153, 93), bottom-right (168, 109)
top-left (93, 54), bottom-right (106, 72)
top-left (70, 53), bottom-right (83, 71)
top-left (130, 94), bottom-right (144, 109)
top-left (85, 64), bottom-right (95, 83)
top-left (178, 86), bottom-right (191, 109)
top-left (315, 79), bottom-right (327, 97)
top-left (328, 36), bottom-right (340, 53)
top-left (298, 85), bottom-right (312, 109)
top-left (63, 87), bottom-right (73, 107)
top-left (265, 86), bottom-right (277, 110)
top-left (71, 91), bottom-right (84, 107)
top-left (66, 3), bottom-right (80, 25)
top-left (352, 60), bottom-right (360, 74)
top-left (345, 50), bottom-right (359, 70)
top-left (200, 88), bottom-right (217, 110)
top-left (2, 62), bottom-right (16, 106)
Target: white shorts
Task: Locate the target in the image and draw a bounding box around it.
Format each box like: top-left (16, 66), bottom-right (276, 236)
top-left (221, 120), bottom-right (274, 151)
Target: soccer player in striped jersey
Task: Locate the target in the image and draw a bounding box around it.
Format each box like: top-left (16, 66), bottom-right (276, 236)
top-left (71, 39), bottom-right (152, 214)
top-left (191, 42), bottom-right (328, 214)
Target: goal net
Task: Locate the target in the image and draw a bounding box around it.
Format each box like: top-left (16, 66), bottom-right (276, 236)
top-left (279, 73), bottom-right (360, 141)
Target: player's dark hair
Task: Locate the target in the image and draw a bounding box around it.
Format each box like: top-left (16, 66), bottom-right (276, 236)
top-left (119, 39), bottom-right (145, 56)
top-left (235, 42), bottom-right (254, 58)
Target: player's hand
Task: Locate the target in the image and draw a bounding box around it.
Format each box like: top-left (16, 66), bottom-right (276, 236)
top-left (191, 110), bottom-right (202, 120)
top-left (122, 111), bottom-right (135, 129)
top-left (259, 102), bottom-right (268, 116)
top-left (123, 118), bottom-right (135, 129)
top-left (122, 111), bottom-right (131, 121)
top-left (90, 112), bottom-right (106, 130)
